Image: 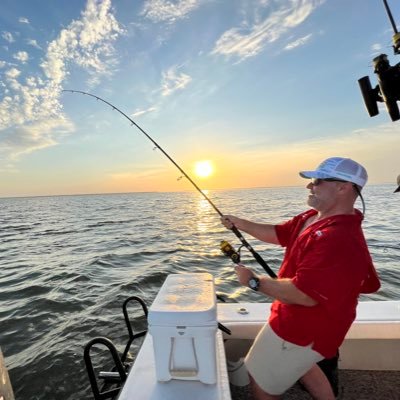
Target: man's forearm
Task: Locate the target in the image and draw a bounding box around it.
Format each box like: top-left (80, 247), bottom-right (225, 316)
top-left (259, 276), bottom-right (317, 307)
top-left (227, 217), bottom-right (280, 245)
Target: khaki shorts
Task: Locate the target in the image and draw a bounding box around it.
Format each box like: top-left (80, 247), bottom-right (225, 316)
top-left (244, 324), bottom-right (324, 395)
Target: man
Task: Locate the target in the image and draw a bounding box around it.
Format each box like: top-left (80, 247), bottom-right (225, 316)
top-left (394, 174), bottom-right (400, 193)
top-left (221, 157), bottom-right (380, 400)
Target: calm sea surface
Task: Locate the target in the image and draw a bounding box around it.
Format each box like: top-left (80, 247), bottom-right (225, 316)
top-left (1, 185), bottom-right (399, 400)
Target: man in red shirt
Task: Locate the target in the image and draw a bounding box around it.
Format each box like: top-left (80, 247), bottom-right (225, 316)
top-left (221, 157), bottom-right (380, 400)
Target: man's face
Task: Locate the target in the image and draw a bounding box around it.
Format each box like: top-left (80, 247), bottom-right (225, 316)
top-left (306, 179), bottom-right (342, 212)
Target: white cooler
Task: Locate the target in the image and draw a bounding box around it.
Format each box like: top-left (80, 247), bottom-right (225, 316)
top-left (148, 273), bottom-right (218, 384)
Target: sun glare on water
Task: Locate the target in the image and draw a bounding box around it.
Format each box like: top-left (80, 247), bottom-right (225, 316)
top-left (194, 160), bottom-right (214, 178)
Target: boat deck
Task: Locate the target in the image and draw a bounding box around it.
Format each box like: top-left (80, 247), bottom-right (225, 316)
top-left (116, 296), bottom-right (399, 400)
top-left (222, 301), bottom-right (400, 399)
top-left (231, 370), bottom-right (400, 399)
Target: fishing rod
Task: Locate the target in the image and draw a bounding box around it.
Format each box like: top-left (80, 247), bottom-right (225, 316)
top-left (382, 0), bottom-right (400, 53)
top-left (62, 89), bottom-right (277, 278)
top-left (383, 0), bottom-right (398, 34)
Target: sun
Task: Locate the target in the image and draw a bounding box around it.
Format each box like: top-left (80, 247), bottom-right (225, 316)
top-left (194, 160), bottom-right (214, 178)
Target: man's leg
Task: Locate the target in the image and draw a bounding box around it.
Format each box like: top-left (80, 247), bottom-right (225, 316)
top-left (317, 351), bottom-right (339, 396)
top-left (249, 374), bottom-right (281, 400)
top-left (300, 364), bottom-right (336, 400)
top-left (245, 325), bottom-right (326, 399)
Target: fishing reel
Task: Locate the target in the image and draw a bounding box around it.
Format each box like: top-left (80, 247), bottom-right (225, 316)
top-left (358, 54), bottom-right (400, 121)
top-left (220, 240), bottom-right (242, 264)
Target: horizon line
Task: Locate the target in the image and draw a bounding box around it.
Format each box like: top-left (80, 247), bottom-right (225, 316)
top-left (0, 182), bottom-right (395, 200)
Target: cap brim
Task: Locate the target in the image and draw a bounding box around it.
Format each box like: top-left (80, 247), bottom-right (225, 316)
top-left (394, 186), bottom-right (400, 193)
top-left (299, 171), bottom-right (316, 179)
top-left (299, 170), bottom-right (331, 179)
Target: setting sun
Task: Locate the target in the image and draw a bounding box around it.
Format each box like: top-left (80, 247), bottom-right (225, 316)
top-left (194, 160), bottom-right (214, 178)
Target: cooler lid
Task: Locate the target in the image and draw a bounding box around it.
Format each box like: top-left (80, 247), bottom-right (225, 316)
top-left (148, 273), bottom-right (217, 326)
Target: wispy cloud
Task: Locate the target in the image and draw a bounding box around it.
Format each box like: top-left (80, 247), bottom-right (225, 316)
top-left (284, 33), bottom-right (312, 51)
top-left (0, 118), bottom-right (74, 160)
top-left (132, 106), bottom-right (157, 118)
top-left (27, 39), bottom-right (41, 49)
top-left (13, 51), bottom-right (29, 63)
top-left (141, 0), bottom-right (202, 23)
top-left (2, 31), bottom-right (15, 43)
top-left (239, 123), bottom-right (400, 185)
top-left (160, 65), bottom-right (192, 96)
top-left (303, 124), bottom-right (400, 183)
top-left (212, 0), bottom-right (323, 62)
top-left (19, 17), bottom-right (30, 24)
top-left (0, 0), bottom-right (124, 163)
top-left (371, 43), bottom-right (383, 54)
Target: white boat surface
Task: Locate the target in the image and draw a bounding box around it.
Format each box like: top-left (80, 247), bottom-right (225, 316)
top-left (116, 274), bottom-right (400, 400)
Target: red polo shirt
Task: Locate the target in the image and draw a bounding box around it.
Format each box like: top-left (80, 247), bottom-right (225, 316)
top-left (269, 209), bottom-right (380, 358)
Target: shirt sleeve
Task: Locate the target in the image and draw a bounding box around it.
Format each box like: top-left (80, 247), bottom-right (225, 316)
top-left (275, 215), bottom-right (301, 247)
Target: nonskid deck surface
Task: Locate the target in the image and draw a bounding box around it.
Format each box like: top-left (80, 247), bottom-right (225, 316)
top-left (230, 370), bottom-right (400, 400)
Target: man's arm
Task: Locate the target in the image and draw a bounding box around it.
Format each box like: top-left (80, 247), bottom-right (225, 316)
top-left (221, 215), bottom-right (280, 245)
top-left (235, 265), bottom-right (317, 307)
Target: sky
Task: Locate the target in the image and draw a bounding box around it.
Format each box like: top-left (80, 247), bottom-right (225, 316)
top-left (0, 0), bottom-right (399, 197)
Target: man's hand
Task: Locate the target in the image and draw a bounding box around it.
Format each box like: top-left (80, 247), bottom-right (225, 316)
top-left (235, 264), bottom-right (257, 286)
top-left (221, 215), bottom-right (239, 230)
top-left (235, 264), bottom-right (317, 306)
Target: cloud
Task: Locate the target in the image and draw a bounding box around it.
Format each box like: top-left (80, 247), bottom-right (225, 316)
top-left (2, 31), bottom-right (15, 43)
top-left (40, 0), bottom-right (124, 85)
top-left (4, 67), bottom-right (21, 79)
top-left (160, 66), bottom-right (192, 96)
top-left (19, 17), bottom-right (30, 24)
top-left (0, 118), bottom-right (74, 160)
top-left (371, 43), bottom-right (382, 53)
top-left (0, 61), bottom-right (6, 68)
top-left (0, 0), bottom-right (125, 163)
top-left (13, 51), bottom-right (29, 63)
top-left (27, 39), bottom-right (41, 49)
top-left (211, 0), bottom-right (324, 62)
top-left (132, 106), bottom-right (157, 118)
top-left (284, 33), bottom-right (312, 50)
top-left (141, 0), bottom-right (202, 23)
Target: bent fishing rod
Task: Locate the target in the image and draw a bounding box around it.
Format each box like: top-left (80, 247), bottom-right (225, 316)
top-left (62, 89), bottom-right (277, 278)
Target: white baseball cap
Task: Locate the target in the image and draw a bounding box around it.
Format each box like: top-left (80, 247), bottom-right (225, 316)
top-left (299, 157), bottom-right (368, 188)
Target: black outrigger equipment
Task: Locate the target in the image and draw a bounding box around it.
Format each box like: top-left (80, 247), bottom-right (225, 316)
top-left (63, 90), bottom-right (277, 278)
top-left (358, 0), bottom-right (400, 121)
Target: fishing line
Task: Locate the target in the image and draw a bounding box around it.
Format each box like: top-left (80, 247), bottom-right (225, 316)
top-left (62, 90), bottom-right (277, 278)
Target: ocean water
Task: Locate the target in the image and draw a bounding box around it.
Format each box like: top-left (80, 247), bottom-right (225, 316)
top-left (0, 185), bottom-right (399, 400)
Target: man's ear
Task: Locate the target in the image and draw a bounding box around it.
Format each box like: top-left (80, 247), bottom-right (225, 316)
top-left (338, 182), bottom-right (353, 195)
